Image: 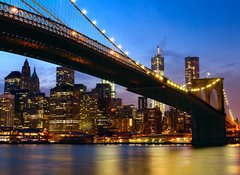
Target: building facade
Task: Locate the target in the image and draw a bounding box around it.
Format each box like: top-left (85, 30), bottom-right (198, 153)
top-left (4, 71), bottom-right (21, 94)
top-left (138, 96), bottom-right (148, 110)
top-left (56, 67), bottom-right (74, 87)
top-left (185, 56), bottom-right (200, 89)
top-left (101, 79), bottom-right (116, 99)
top-left (20, 59), bottom-right (31, 91)
top-left (151, 46), bottom-right (165, 115)
top-left (0, 94), bottom-right (15, 127)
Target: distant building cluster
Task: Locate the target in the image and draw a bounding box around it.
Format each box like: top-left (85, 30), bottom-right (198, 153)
top-left (0, 49), bottom-right (200, 141)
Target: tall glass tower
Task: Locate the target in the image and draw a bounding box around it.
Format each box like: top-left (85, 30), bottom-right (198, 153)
top-left (185, 56), bottom-right (200, 90)
top-left (151, 46), bottom-right (165, 114)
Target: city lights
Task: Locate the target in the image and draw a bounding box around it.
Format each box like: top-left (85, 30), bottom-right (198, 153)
top-left (0, 1), bottom-right (239, 149)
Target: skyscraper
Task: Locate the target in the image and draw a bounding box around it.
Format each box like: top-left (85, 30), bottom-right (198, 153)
top-left (0, 93), bottom-right (15, 127)
top-left (30, 67), bottom-right (40, 93)
top-left (20, 59), bottom-right (31, 90)
top-left (138, 96), bottom-right (147, 110)
top-left (101, 79), bottom-right (116, 99)
top-left (151, 46), bottom-right (164, 76)
top-left (56, 67), bottom-right (74, 87)
top-left (151, 46), bottom-right (165, 114)
top-left (185, 56), bottom-right (200, 89)
top-left (49, 85), bottom-right (83, 133)
top-left (4, 71), bottom-right (21, 93)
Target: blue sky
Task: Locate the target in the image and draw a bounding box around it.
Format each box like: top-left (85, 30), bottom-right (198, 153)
top-left (0, 0), bottom-right (240, 119)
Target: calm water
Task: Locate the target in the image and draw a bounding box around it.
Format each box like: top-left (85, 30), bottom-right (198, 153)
top-left (0, 144), bottom-right (239, 175)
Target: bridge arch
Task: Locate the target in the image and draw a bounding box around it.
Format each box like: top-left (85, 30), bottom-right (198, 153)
top-left (191, 78), bottom-right (225, 112)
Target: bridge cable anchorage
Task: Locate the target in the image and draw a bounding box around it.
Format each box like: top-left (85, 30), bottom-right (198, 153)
top-left (223, 89), bottom-right (235, 121)
top-left (29, 0), bottom-right (64, 24)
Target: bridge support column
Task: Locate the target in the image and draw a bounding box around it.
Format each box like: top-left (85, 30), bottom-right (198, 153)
top-left (192, 107), bottom-right (227, 147)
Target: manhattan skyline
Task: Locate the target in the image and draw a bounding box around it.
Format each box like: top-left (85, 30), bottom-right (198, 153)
top-left (0, 0), bottom-right (240, 119)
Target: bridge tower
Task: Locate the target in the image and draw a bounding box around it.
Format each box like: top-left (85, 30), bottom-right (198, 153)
top-left (191, 78), bottom-right (225, 112)
top-left (191, 78), bottom-right (227, 146)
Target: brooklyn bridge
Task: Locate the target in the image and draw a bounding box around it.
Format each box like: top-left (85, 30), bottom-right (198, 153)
top-left (0, 1), bottom-right (238, 147)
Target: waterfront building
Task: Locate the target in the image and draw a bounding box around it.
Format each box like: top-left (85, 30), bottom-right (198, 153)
top-left (11, 89), bottom-right (29, 127)
top-left (164, 107), bottom-right (192, 133)
top-left (49, 85), bottom-right (85, 133)
top-left (144, 108), bottom-right (162, 134)
top-left (135, 109), bottom-right (147, 133)
top-left (23, 93), bottom-right (49, 129)
top-left (0, 94), bottom-right (15, 127)
top-left (92, 83), bottom-right (112, 131)
top-left (79, 91), bottom-right (99, 134)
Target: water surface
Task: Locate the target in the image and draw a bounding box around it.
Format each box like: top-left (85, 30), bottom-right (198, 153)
top-left (0, 144), bottom-right (239, 175)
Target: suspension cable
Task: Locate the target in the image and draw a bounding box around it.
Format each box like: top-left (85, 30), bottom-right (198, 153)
top-left (21, 0), bottom-right (43, 16)
top-left (30, 0), bottom-right (64, 24)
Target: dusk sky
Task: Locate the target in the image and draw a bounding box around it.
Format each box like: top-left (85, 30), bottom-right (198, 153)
top-left (0, 0), bottom-right (240, 119)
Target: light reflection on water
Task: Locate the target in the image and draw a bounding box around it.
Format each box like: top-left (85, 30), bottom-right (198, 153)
top-left (0, 144), bottom-right (239, 175)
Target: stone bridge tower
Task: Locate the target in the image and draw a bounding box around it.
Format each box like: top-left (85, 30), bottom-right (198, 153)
top-left (191, 78), bottom-right (225, 112)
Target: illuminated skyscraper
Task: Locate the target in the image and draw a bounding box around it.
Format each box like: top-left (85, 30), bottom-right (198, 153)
top-left (151, 46), bottom-right (164, 75)
top-left (23, 92), bottom-right (49, 129)
top-left (20, 59), bottom-right (31, 90)
top-left (56, 67), bottom-right (74, 87)
top-left (101, 79), bottom-right (116, 98)
top-left (4, 71), bottom-right (21, 93)
top-left (185, 56), bottom-right (200, 89)
top-left (0, 93), bottom-right (15, 127)
top-left (49, 85), bottom-right (85, 133)
top-left (30, 67), bottom-right (40, 93)
top-left (151, 46), bottom-right (165, 114)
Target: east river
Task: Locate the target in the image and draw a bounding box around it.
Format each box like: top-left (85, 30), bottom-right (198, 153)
top-left (0, 144), bottom-right (239, 175)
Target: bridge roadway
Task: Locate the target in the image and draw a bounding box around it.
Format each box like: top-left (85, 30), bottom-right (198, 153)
top-left (0, 2), bottom-right (226, 147)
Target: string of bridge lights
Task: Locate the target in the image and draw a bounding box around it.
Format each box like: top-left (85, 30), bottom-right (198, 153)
top-left (67, 1), bottom-right (228, 95)
top-left (223, 89), bottom-right (235, 120)
top-left (8, 2), bottom-right (233, 99)
top-left (69, 0), bottom-right (129, 57)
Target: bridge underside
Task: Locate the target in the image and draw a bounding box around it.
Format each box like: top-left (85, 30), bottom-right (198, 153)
top-left (0, 10), bottom-right (227, 147)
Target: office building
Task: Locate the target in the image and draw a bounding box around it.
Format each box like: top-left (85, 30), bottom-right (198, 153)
top-left (101, 79), bottom-right (116, 98)
top-left (56, 67), bottom-right (74, 87)
top-left (30, 67), bottom-right (40, 93)
top-left (20, 59), bottom-right (31, 91)
top-left (0, 94), bottom-right (15, 127)
top-left (4, 71), bottom-right (21, 94)
top-left (138, 96), bottom-right (147, 110)
top-left (185, 56), bottom-right (200, 89)
top-left (151, 46), bottom-right (165, 114)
